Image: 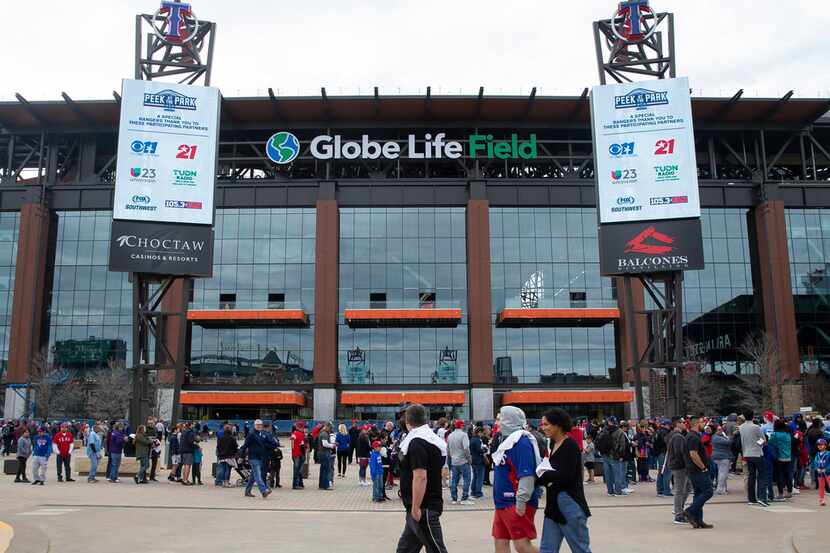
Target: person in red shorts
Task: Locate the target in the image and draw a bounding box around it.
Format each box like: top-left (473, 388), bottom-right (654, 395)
top-left (491, 406), bottom-right (542, 553)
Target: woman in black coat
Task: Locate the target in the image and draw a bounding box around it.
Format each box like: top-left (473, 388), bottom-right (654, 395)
top-left (537, 408), bottom-right (592, 553)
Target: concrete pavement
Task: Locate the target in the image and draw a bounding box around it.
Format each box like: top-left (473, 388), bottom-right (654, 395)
top-left (0, 448), bottom-right (825, 553)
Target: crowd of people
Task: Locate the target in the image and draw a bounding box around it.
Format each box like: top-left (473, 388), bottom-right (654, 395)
top-left (3, 407), bottom-right (830, 552)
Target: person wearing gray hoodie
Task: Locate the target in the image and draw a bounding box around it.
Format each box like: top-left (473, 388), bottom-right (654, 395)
top-left (14, 430), bottom-right (31, 483)
top-left (447, 420), bottom-right (473, 505)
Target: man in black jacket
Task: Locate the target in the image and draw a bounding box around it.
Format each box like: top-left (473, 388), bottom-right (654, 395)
top-left (239, 419), bottom-right (275, 498)
top-left (348, 420), bottom-right (360, 464)
top-left (179, 423), bottom-right (196, 486)
top-left (653, 419), bottom-right (672, 497)
top-left (666, 417), bottom-right (691, 523)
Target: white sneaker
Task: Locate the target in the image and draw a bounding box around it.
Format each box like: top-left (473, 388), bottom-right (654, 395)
top-left (793, 488), bottom-right (800, 495)
top-left (622, 488), bottom-right (634, 494)
top-left (460, 500), bottom-right (475, 506)
top-left (451, 500), bottom-right (459, 505)
top-left (620, 490), bottom-right (631, 495)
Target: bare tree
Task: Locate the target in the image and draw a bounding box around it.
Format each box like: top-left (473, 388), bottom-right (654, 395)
top-left (86, 358), bottom-right (131, 421)
top-left (739, 332), bottom-right (782, 414)
top-left (29, 347), bottom-right (87, 420)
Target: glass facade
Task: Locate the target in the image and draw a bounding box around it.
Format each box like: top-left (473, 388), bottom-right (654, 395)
top-left (0, 212), bottom-right (19, 382)
top-left (189, 208), bottom-right (316, 385)
top-left (682, 208), bottom-right (758, 374)
top-left (490, 208), bottom-right (617, 385)
top-left (338, 208), bottom-right (468, 384)
top-left (48, 211), bottom-right (130, 375)
top-left (786, 208), bottom-right (830, 375)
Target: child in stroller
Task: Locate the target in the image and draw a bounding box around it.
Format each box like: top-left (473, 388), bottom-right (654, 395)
top-left (232, 454), bottom-right (253, 488)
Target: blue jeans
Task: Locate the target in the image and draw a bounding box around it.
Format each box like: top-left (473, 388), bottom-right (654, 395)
top-left (372, 474), bottom-right (384, 501)
top-left (686, 470), bottom-right (714, 522)
top-left (319, 454), bottom-right (332, 489)
top-left (450, 463), bottom-right (471, 501)
top-left (615, 460), bottom-right (628, 492)
top-left (471, 464), bottom-right (485, 498)
top-left (215, 462), bottom-right (229, 485)
top-left (656, 453), bottom-right (672, 495)
top-left (107, 453), bottom-right (122, 480)
top-left (602, 458), bottom-right (618, 495)
top-left (292, 455), bottom-right (305, 488)
top-left (88, 455), bottom-right (99, 482)
top-left (246, 458), bottom-right (268, 495)
top-left (539, 492), bottom-right (592, 553)
top-left (137, 456), bottom-right (149, 482)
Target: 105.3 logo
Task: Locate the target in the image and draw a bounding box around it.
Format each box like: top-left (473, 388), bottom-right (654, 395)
top-left (176, 144), bottom-right (198, 159)
top-left (654, 139), bottom-right (676, 155)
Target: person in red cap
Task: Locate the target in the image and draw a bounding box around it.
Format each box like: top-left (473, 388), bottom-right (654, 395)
top-left (370, 440), bottom-right (385, 501)
top-left (291, 422), bottom-right (307, 489)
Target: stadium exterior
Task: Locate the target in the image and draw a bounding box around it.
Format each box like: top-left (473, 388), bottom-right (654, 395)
top-left (0, 90), bottom-right (829, 422)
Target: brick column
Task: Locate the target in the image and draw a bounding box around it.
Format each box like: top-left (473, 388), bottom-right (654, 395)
top-left (466, 191), bottom-right (494, 420)
top-left (5, 203), bottom-right (55, 418)
top-left (748, 200), bottom-right (800, 411)
top-left (159, 277), bottom-right (191, 423)
top-left (313, 193), bottom-right (339, 419)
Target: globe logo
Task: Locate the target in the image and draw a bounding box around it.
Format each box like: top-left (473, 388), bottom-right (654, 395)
top-left (266, 131), bottom-right (300, 164)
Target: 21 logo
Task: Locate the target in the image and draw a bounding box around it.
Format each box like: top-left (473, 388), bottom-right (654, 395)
top-left (654, 139), bottom-right (676, 155)
top-left (176, 144), bottom-right (198, 159)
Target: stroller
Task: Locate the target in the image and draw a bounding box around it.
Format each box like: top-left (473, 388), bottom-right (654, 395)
top-left (232, 455), bottom-right (252, 488)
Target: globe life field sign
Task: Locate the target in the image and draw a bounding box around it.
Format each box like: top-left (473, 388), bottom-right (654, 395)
top-left (113, 79), bottom-right (220, 226)
top-left (590, 77), bottom-right (701, 224)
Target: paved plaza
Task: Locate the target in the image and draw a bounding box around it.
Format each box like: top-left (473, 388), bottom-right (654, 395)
top-left (0, 446), bottom-right (824, 553)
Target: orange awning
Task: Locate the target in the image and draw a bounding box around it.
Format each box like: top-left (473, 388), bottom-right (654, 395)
top-left (180, 391), bottom-right (306, 406)
top-left (497, 308), bottom-right (620, 328)
top-left (344, 308), bottom-right (462, 328)
top-left (502, 390), bottom-right (634, 405)
top-left (187, 309), bottom-right (309, 328)
top-left (340, 391), bottom-right (466, 406)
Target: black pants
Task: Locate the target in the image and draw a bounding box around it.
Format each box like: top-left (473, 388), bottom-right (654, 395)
top-left (16, 456), bottom-right (27, 480)
top-left (745, 456), bottom-right (767, 503)
top-left (396, 509), bottom-right (448, 553)
top-left (192, 462), bottom-right (202, 484)
top-left (348, 445), bottom-right (355, 463)
top-left (268, 460), bottom-right (281, 488)
top-left (150, 454), bottom-right (159, 480)
top-left (56, 454), bottom-right (71, 480)
top-left (337, 451), bottom-right (349, 476)
top-left (776, 460), bottom-right (792, 495)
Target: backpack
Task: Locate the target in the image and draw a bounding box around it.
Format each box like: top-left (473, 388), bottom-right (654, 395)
top-left (596, 430), bottom-right (614, 457)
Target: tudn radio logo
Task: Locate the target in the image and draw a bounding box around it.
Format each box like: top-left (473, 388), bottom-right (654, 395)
top-left (615, 88), bottom-right (669, 110)
top-left (266, 132), bottom-right (300, 164)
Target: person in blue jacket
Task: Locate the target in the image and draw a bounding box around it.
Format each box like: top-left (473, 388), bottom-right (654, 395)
top-left (369, 440), bottom-right (384, 502)
top-left (336, 423), bottom-right (351, 478)
top-left (239, 419), bottom-right (276, 499)
top-left (31, 427), bottom-right (52, 485)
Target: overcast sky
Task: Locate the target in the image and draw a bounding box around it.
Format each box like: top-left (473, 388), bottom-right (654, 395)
top-left (2, 0), bottom-right (828, 101)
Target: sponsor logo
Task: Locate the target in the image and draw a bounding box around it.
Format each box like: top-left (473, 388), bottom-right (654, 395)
top-left (614, 88), bottom-right (669, 110)
top-left (654, 138), bottom-right (676, 155)
top-left (609, 142), bottom-right (635, 157)
top-left (164, 200), bottom-right (203, 209)
top-left (129, 167), bottom-right (157, 180)
top-left (612, 0), bottom-right (655, 42)
top-left (143, 90), bottom-right (198, 112)
top-left (130, 140), bottom-right (158, 155)
top-left (266, 132), bottom-right (301, 164)
top-left (612, 195), bottom-right (642, 214)
top-left (176, 144), bottom-right (198, 160)
top-left (654, 164), bottom-right (680, 182)
top-left (649, 196), bottom-right (689, 206)
top-left (624, 226), bottom-right (674, 255)
top-left (172, 169), bottom-right (198, 186)
top-left (124, 194), bottom-right (156, 212)
top-left (114, 234), bottom-right (207, 252)
top-left (611, 168), bottom-right (638, 184)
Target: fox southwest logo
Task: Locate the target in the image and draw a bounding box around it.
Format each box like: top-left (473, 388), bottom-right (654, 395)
top-left (143, 89), bottom-right (198, 112)
top-left (615, 88), bottom-right (669, 110)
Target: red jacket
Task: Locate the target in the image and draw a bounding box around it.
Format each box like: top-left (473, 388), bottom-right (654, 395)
top-left (53, 431), bottom-right (74, 457)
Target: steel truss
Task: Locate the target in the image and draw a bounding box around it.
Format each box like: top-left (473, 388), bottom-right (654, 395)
top-left (622, 273), bottom-right (684, 417)
top-left (593, 10), bottom-right (676, 84)
top-left (135, 9), bottom-right (216, 85)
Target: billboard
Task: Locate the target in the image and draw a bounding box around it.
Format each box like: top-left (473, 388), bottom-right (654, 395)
top-left (598, 218), bottom-right (704, 275)
top-left (113, 79), bottom-right (220, 225)
top-left (591, 77), bottom-right (701, 224)
top-left (108, 219), bottom-right (214, 277)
